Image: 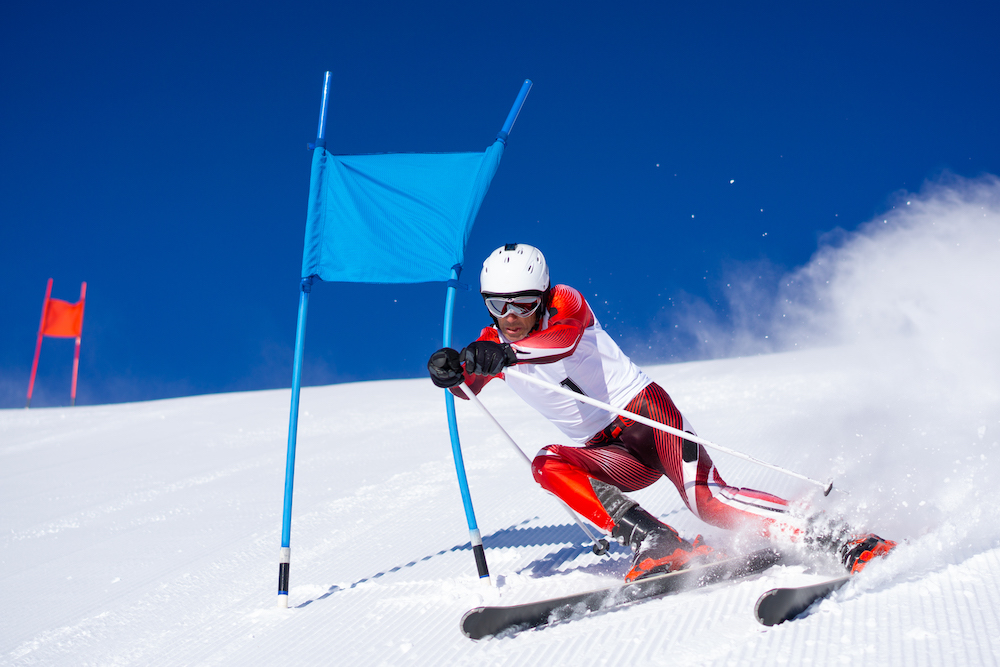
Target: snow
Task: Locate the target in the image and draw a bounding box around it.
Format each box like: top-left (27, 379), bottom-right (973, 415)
top-left (4, 344), bottom-right (1000, 665)
top-left (4, 175), bottom-right (1000, 664)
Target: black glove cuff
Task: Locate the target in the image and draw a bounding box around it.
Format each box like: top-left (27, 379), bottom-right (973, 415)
top-left (502, 343), bottom-right (518, 366)
top-left (431, 373), bottom-right (464, 389)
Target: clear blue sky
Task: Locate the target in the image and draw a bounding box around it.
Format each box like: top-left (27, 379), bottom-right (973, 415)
top-left (2, 1), bottom-right (998, 408)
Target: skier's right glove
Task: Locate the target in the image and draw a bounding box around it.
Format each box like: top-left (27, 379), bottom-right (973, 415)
top-left (460, 341), bottom-right (518, 376)
top-left (427, 348), bottom-right (464, 388)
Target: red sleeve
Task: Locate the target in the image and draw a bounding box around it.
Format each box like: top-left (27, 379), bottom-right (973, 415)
top-left (449, 286), bottom-right (593, 398)
top-left (509, 285), bottom-right (593, 365)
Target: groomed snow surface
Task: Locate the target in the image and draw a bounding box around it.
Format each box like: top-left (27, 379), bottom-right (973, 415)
top-left (4, 344), bottom-right (1000, 666)
top-left (4, 176), bottom-right (1000, 665)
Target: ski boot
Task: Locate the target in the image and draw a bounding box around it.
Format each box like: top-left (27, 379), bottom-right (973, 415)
top-left (839, 533), bottom-right (897, 574)
top-left (612, 505), bottom-right (718, 582)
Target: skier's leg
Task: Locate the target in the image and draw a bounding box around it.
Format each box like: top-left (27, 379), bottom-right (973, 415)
top-left (622, 383), bottom-right (807, 540)
top-left (666, 408), bottom-right (897, 568)
top-left (617, 383), bottom-right (896, 569)
top-left (531, 444), bottom-right (717, 580)
top-left (683, 444), bottom-right (807, 538)
top-left (530, 443), bottom-right (661, 531)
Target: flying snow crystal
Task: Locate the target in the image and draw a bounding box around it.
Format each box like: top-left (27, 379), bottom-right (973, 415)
top-left (730, 180), bottom-right (735, 184)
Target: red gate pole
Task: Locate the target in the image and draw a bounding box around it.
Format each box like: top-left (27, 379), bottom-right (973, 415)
top-left (70, 282), bottom-right (87, 406)
top-left (27, 279), bottom-right (53, 408)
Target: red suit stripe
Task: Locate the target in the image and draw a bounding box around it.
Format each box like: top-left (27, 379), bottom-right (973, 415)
top-left (532, 384), bottom-right (803, 538)
top-left (450, 283), bottom-right (805, 542)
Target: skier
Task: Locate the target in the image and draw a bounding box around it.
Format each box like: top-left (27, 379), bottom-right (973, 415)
top-left (428, 244), bottom-right (895, 581)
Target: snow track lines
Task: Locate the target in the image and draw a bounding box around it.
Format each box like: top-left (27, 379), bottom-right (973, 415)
top-left (5, 348), bottom-right (1000, 665)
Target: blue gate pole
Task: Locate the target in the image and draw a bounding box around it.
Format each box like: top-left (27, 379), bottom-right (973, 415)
top-left (443, 265), bottom-right (490, 580)
top-left (278, 71), bottom-right (331, 608)
top-left (440, 80), bottom-right (533, 581)
top-left (495, 79), bottom-right (532, 145)
top-left (278, 277), bottom-right (313, 607)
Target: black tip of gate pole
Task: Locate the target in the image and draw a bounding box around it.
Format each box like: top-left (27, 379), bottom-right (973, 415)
top-left (473, 544), bottom-right (490, 579)
top-left (278, 562), bottom-right (290, 595)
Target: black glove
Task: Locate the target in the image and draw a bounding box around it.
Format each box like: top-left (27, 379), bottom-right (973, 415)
top-left (427, 348), bottom-right (464, 388)
top-left (460, 341), bottom-right (518, 376)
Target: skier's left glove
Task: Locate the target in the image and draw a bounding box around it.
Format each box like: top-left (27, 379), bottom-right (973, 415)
top-left (427, 348), bottom-right (464, 388)
top-left (460, 341), bottom-right (518, 376)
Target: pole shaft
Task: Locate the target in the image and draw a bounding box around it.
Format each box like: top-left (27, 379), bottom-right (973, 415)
top-left (71, 338), bottom-right (80, 407)
top-left (70, 282), bottom-right (86, 407)
top-left (279, 71), bottom-right (336, 606)
top-left (496, 79), bottom-right (533, 144)
top-left (504, 368), bottom-right (832, 493)
top-left (278, 278), bottom-right (312, 605)
top-left (316, 72), bottom-right (332, 143)
top-left (457, 384), bottom-right (608, 550)
top-left (443, 267), bottom-right (490, 580)
top-left (281, 280), bottom-right (311, 547)
top-left (26, 279), bottom-right (53, 408)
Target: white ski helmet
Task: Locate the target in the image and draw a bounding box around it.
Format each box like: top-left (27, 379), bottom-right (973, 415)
top-left (480, 243), bottom-right (550, 296)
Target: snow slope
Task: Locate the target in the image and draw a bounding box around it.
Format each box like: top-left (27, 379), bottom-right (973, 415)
top-left (4, 176), bottom-right (1000, 664)
top-left (3, 343), bottom-right (1000, 666)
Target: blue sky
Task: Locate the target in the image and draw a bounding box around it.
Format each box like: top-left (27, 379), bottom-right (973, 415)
top-left (2, 1), bottom-right (998, 408)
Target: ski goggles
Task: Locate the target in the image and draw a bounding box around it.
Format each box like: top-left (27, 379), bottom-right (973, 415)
top-left (484, 294), bottom-right (543, 318)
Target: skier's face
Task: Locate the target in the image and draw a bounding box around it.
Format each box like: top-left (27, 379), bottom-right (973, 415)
top-left (497, 310), bottom-right (537, 342)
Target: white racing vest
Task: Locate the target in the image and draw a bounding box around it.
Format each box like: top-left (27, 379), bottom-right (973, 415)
top-left (498, 313), bottom-right (651, 443)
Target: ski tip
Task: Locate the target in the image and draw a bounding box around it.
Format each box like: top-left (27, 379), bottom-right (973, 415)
top-left (753, 576), bottom-right (852, 626)
top-left (753, 589), bottom-right (784, 626)
top-left (459, 607), bottom-right (488, 640)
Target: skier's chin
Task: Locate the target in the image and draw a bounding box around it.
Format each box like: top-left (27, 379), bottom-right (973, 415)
top-left (502, 326), bottom-right (526, 341)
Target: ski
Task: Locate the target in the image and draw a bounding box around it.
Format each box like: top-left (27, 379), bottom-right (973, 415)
top-left (754, 575), bottom-right (851, 626)
top-left (461, 548), bottom-right (783, 639)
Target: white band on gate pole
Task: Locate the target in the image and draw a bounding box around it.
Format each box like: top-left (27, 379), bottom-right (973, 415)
top-left (503, 368), bottom-right (834, 496)
top-left (456, 384), bottom-right (611, 554)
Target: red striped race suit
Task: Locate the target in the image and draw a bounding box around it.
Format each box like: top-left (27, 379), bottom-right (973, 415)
top-left (454, 284), bottom-right (805, 538)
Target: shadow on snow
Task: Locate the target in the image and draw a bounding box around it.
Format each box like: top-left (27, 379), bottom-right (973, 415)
top-left (295, 511), bottom-right (683, 608)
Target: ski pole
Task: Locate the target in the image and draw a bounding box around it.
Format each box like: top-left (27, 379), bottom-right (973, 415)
top-left (456, 383), bottom-right (611, 555)
top-left (504, 368), bottom-right (834, 496)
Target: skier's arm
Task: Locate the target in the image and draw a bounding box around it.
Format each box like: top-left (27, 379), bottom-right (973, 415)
top-left (431, 286), bottom-right (593, 396)
top-left (508, 285), bottom-right (593, 365)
